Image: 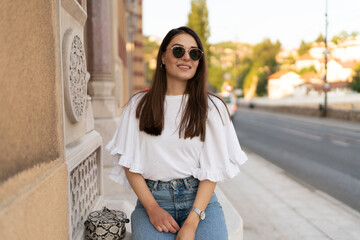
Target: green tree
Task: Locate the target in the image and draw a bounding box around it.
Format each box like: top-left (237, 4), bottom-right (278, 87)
top-left (243, 68), bottom-right (258, 94)
top-left (331, 31), bottom-right (348, 44)
top-left (208, 65), bottom-right (224, 91)
top-left (298, 65), bottom-right (317, 75)
top-left (187, 0), bottom-right (210, 55)
top-left (208, 41), bottom-right (253, 92)
top-left (144, 36), bottom-right (160, 84)
top-left (332, 31), bottom-right (359, 44)
top-left (298, 40), bottom-right (312, 56)
top-left (252, 39), bottom-right (281, 71)
top-left (350, 63), bottom-right (360, 92)
top-left (254, 39), bottom-right (281, 96)
top-left (236, 56), bottom-right (252, 89)
top-left (351, 31), bottom-right (359, 37)
top-left (315, 34), bottom-right (324, 42)
top-left (241, 39), bottom-right (281, 97)
top-left (255, 70), bottom-right (269, 97)
top-left (187, 0), bottom-right (217, 89)
top-left (331, 35), bottom-right (341, 45)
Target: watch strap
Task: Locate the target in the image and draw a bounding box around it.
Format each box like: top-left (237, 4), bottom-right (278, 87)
top-left (191, 207), bottom-right (205, 220)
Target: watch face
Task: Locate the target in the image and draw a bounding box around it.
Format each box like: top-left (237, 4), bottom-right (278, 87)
top-left (200, 211), bottom-right (206, 220)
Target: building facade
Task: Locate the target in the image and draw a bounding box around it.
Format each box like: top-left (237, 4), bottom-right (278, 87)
top-left (0, 0), bottom-right (144, 239)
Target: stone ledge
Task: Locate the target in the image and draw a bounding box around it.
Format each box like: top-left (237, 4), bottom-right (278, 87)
top-left (215, 187), bottom-right (243, 240)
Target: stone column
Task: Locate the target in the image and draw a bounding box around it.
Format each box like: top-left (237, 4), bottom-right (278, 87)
top-left (86, 0), bottom-right (115, 118)
top-left (86, 0), bottom-right (120, 168)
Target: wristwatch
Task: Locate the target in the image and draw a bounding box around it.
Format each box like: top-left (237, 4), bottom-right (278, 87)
top-left (191, 207), bottom-right (206, 220)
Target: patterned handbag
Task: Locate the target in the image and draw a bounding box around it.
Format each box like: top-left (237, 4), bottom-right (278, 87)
top-left (84, 207), bottom-right (130, 240)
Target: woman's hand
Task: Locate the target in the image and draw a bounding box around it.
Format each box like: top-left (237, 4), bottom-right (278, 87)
top-left (175, 222), bottom-right (197, 240)
top-left (124, 168), bottom-right (179, 233)
top-left (147, 205), bottom-right (180, 233)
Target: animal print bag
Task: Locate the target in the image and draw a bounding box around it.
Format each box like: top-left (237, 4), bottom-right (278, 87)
top-left (84, 207), bottom-right (130, 240)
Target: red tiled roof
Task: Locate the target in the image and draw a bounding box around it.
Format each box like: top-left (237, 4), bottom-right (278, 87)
top-left (312, 42), bottom-right (325, 48)
top-left (318, 56), bottom-right (334, 63)
top-left (268, 71), bottom-right (291, 79)
top-left (301, 72), bottom-right (318, 78)
top-left (301, 72), bottom-right (320, 83)
top-left (337, 60), bottom-right (358, 69)
top-left (297, 53), bottom-right (313, 60)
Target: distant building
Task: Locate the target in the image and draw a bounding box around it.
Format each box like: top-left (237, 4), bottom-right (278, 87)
top-left (276, 48), bottom-right (298, 64)
top-left (326, 59), bottom-right (355, 82)
top-left (309, 41), bottom-right (336, 60)
top-left (293, 72), bottom-right (322, 97)
top-left (271, 36), bottom-right (360, 99)
top-left (268, 71), bottom-right (303, 99)
top-left (295, 57), bottom-right (355, 83)
top-left (332, 36), bottom-right (360, 62)
top-left (295, 54), bottom-right (322, 72)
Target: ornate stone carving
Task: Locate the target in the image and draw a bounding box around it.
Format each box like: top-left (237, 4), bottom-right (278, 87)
top-left (70, 150), bottom-right (99, 239)
top-left (63, 29), bottom-right (90, 123)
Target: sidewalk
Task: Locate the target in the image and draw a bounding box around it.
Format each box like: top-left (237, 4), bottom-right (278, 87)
top-left (219, 150), bottom-right (360, 240)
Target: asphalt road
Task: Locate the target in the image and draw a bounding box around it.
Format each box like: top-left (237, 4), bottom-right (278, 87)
top-left (233, 108), bottom-right (360, 212)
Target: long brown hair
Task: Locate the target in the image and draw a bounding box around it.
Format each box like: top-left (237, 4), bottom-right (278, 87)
top-left (136, 26), bottom-right (225, 141)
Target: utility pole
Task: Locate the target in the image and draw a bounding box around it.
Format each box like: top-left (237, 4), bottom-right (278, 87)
top-left (322, 0), bottom-right (330, 117)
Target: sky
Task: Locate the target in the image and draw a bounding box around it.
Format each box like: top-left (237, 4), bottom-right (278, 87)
top-left (143, 0), bottom-right (360, 49)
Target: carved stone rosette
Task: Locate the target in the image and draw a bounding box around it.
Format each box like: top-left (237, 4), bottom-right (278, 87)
top-left (63, 29), bottom-right (90, 123)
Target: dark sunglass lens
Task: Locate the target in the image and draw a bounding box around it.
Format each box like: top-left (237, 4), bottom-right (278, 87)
top-left (172, 47), bottom-right (185, 58)
top-left (189, 49), bottom-right (202, 61)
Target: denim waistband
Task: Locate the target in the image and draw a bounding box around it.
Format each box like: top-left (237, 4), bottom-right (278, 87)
top-left (145, 176), bottom-right (199, 191)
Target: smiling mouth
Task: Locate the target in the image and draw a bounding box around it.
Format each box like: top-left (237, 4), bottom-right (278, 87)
top-left (177, 65), bottom-right (191, 70)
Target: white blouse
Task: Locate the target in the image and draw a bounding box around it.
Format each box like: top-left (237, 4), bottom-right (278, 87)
top-left (105, 92), bottom-right (248, 188)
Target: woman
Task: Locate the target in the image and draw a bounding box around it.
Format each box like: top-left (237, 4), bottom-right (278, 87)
top-left (106, 26), bottom-right (247, 240)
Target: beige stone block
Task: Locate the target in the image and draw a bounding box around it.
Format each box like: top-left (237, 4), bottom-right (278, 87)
top-left (95, 118), bottom-right (121, 167)
top-left (86, 96), bottom-right (95, 133)
top-left (0, 0), bottom-right (62, 183)
top-left (92, 97), bottom-right (116, 118)
top-left (88, 81), bottom-right (115, 97)
top-left (0, 160), bottom-right (69, 240)
top-left (64, 111), bottom-right (87, 146)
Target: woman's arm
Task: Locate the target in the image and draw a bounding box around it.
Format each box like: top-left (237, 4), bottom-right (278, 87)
top-left (176, 180), bottom-right (217, 240)
top-left (124, 167), bottom-right (180, 233)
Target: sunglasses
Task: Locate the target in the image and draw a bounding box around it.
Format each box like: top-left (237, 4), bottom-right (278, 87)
top-left (170, 46), bottom-right (204, 61)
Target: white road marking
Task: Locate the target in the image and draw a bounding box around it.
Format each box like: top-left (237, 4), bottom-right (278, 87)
top-left (327, 134), bottom-right (360, 145)
top-left (241, 116), bottom-right (323, 141)
top-left (331, 140), bottom-right (350, 147)
top-left (282, 128), bottom-right (322, 141)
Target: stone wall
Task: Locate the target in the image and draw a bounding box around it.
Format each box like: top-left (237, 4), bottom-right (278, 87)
top-left (0, 0), bottom-right (61, 183)
top-left (0, 0), bottom-right (69, 239)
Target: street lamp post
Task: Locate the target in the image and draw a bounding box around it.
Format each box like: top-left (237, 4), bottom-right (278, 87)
top-left (322, 0), bottom-right (329, 117)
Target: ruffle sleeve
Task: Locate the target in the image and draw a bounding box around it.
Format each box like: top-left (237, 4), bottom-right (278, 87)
top-left (192, 96), bottom-right (248, 182)
top-left (105, 93), bottom-right (145, 188)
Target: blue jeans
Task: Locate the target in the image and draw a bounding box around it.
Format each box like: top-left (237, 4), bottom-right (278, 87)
top-left (131, 176), bottom-right (228, 240)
